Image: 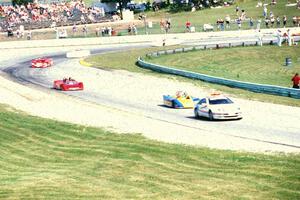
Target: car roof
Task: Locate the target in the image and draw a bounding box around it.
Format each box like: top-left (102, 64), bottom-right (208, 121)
top-left (206, 93), bottom-right (227, 99)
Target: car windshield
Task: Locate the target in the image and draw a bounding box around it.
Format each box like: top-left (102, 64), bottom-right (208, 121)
top-left (209, 98), bottom-right (233, 105)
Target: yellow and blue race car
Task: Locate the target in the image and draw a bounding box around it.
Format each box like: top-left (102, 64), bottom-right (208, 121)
top-left (163, 91), bottom-right (200, 108)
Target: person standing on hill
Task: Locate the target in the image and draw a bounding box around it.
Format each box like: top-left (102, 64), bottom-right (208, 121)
top-left (257, 30), bottom-right (263, 46)
top-left (292, 73), bottom-right (300, 89)
top-left (276, 29), bottom-right (282, 46)
top-left (283, 15), bottom-right (287, 28)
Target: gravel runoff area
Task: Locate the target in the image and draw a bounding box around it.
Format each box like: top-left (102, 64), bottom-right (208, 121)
top-left (1, 43), bottom-right (300, 154)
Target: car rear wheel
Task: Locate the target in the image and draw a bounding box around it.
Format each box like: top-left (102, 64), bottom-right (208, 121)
top-left (208, 110), bottom-right (214, 121)
top-left (171, 100), bottom-right (175, 108)
top-left (61, 85), bottom-right (67, 91)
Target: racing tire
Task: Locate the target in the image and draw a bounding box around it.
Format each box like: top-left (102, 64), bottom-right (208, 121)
top-left (208, 110), bottom-right (214, 121)
top-left (171, 100), bottom-right (175, 108)
top-left (61, 85), bottom-right (67, 91)
top-left (194, 108), bottom-right (200, 119)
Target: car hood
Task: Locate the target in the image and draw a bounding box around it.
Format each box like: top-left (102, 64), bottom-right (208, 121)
top-left (209, 104), bottom-right (240, 112)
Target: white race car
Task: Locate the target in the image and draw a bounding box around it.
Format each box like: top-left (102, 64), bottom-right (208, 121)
top-left (194, 93), bottom-right (242, 120)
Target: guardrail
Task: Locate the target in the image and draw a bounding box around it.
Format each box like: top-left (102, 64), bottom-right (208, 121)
top-left (137, 44), bottom-right (300, 99)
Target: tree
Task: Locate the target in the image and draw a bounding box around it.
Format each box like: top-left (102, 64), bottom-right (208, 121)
top-left (101, 0), bottom-right (131, 19)
top-left (12, 0), bottom-right (33, 6)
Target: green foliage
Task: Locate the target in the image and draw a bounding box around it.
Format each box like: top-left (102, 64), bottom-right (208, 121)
top-left (12, 0), bottom-right (33, 6)
top-left (100, 0), bottom-right (131, 18)
top-left (169, 3), bottom-right (192, 13)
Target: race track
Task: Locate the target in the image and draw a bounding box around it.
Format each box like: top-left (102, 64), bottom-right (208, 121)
top-left (1, 37), bottom-right (300, 153)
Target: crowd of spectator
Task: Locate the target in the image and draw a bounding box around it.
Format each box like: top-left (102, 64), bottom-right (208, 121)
top-left (0, 0), bottom-right (106, 32)
top-left (212, 1), bottom-right (300, 32)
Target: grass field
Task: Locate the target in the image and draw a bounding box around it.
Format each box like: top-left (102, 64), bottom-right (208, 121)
top-left (145, 0), bottom-right (300, 33)
top-left (0, 104), bottom-right (300, 199)
top-left (85, 45), bottom-right (300, 107)
top-left (144, 45), bottom-right (300, 87)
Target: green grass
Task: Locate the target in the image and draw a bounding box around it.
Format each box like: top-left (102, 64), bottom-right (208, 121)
top-left (145, 45), bottom-right (300, 87)
top-left (143, 0), bottom-right (299, 33)
top-left (0, 104), bottom-right (300, 199)
top-left (85, 45), bottom-right (300, 107)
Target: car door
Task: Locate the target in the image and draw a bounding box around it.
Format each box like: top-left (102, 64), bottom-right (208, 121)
top-left (197, 98), bottom-right (209, 117)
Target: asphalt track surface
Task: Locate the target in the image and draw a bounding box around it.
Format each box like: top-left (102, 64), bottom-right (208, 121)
top-left (2, 38), bottom-right (300, 153)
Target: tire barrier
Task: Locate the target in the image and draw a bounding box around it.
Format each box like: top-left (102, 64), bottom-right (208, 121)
top-left (137, 57), bottom-right (300, 99)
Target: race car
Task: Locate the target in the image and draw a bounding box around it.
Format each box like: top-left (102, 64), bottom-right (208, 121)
top-left (163, 91), bottom-right (199, 108)
top-left (194, 93), bottom-right (242, 120)
top-left (53, 78), bottom-right (84, 91)
top-left (31, 57), bottom-right (53, 68)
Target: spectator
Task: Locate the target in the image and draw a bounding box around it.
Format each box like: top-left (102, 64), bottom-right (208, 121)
top-left (235, 6), bottom-right (240, 16)
top-left (257, 19), bottom-right (261, 30)
top-left (225, 15), bottom-right (231, 29)
top-left (256, 30), bottom-right (263, 46)
top-left (236, 17), bottom-right (242, 30)
top-left (276, 29), bottom-right (282, 46)
top-left (95, 27), bottom-right (100, 37)
top-left (185, 20), bottom-right (191, 32)
top-left (101, 27), bottom-right (105, 36)
top-left (0, 1), bottom-right (106, 33)
top-left (265, 18), bottom-right (270, 28)
top-left (26, 30), bottom-right (31, 40)
top-left (128, 24), bottom-right (132, 35)
top-left (132, 24), bottom-right (137, 35)
top-left (276, 16), bottom-right (280, 27)
top-left (256, 1), bottom-right (263, 7)
top-left (287, 29), bottom-right (293, 46)
top-left (16, 28), bottom-right (20, 38)
top-left (263, 6), bottom-right (267, 18)
top-left (283, 15), bottom-right (287, 28)
top-left (72, 24), bottom-right (77, 36)
top-left (7, 26), bottom-right (13, 37)
top-left (165, 18), bottom-right (171, 33)
top-left (269, 11), bottom-right (274, 19)
top-left (270, 16), bottom-right (275, 27)
top-left (107, 26), bottom-right (112, 36)
top-left (292, 16), bottom-right (297, 26)
top-left (160, 19), bottom-right (165, 33)
top-left (249, 17), bottom-right (254, 29)
top-left (82, 24), bottom-right (87, 37)
top-left (219, 18), bottom-right (224, 31)
top-left (241, 9), bottom-right (246, 20)
top-left (271, 0), bottom-right (277, 5)
top-left (291, 73), bottom-right (300, 89)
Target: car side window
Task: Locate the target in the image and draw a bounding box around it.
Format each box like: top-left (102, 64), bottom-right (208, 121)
top-left (199, 98), bottom-right (206, 104)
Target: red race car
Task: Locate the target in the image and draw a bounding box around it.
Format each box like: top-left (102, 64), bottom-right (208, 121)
top-left (53, 78), bottom-right (84, 91)
top-left (31, 57), bottom-right (53, 68)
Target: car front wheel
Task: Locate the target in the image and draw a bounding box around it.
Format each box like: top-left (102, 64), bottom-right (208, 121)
top-left (194, 108), bottom-right (199, 119)
top-left (208, 110), bottom-right (214, 121)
